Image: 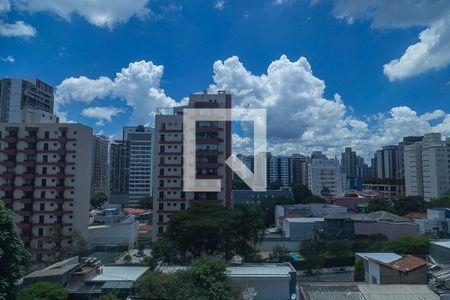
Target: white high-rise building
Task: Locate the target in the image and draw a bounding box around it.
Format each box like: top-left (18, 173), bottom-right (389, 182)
top-left (404, 133), bottom-right (450, 201)
top-left (123, 126), bottom-right (154, 205)
top-left (0, 112), bottom-right (92, 262)
top-left (308, 152), bottom-right (344, 198)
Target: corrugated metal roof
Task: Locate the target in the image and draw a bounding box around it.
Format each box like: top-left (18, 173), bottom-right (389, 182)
top-left (355, 253), bottom-right (402, 264)
top-left (227, 263), bottom-right (295, 277)
top-left (158, 263), bottom-right (295, 278)
top-left (300, 284), bottom-right (366, 300)
top-left (358, 284), bottom-right (439, 300)
top-left (90, 266), bottom-right (149, 282)
top-left (430, 240), bottom-right (450, 249)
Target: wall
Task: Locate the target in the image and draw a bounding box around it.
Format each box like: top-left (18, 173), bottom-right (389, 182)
top-left (354, 222), bottom-right (419, 240)
top-left (88, 221), bottom-right (139, 249)
top-left (230, 277), bottom-right (290, 300)
top-left (379, 265), bottom-right (428, 284)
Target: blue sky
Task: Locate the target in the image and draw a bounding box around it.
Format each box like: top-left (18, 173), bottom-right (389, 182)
top-left (1, 0), bottom-right (449, 159)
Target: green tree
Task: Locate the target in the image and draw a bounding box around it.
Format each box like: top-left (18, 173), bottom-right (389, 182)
top-left (151, 237), bottom-right (183, 263)
top-left (270, 245), bottom-right (291, 262)
top-left (327, 240), bottom-right (351, 266)
top-left (190, 256), bottom-right (234, 300)
top-left (367, 198), bottom-right (392, 213)
top-left (268, 180), bottom-right (283, 190)
top-left (139, 195), bottom-right (153, 209)
top-left (383, 236), bottom-right (431, 255)
top-left (0, 202), bottom-right (29, 300)
top-left (134, 271), bottom-right (177, 299)
top-left (233, 203), bottom-right (266, 258)
top-left (354, 260), bottom-right (365, 282)
top-left (232, 176), bottom-right (250, 190)
top-left (291, 183), bottom-right (313, 203)
top-left (393, 196), bottom-right (424, 216)
top-left (134, 257), bottom-right (234, 300)
top-left (97, 293), bottom-right (119, 300)
top-left (427, 195), bottom-right (450, 209)
top-left (123, 254), bottom-right (132, 264)
top-left (164, 201), bottom-right (237, 257)
top-left (17, 282), bottom-right (67, 300)
top-left (300, 238), bottom-right (327, 278)
top-left (260, 196), bottom-right (295, 227)
top-left (320, 186), bottom-right (331, 198)
top-left (90, 192), bottom-right (107, 208)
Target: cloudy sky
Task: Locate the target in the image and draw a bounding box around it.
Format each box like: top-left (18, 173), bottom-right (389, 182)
top-left (1, 0), bottom-right (450, 160)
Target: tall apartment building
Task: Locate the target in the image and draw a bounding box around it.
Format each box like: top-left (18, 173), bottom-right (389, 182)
top-left (398, 136), bottom-right (423, 179)
top-left (109, 140), bottom-right (129, 195)
top-left (90, 135), bottom-right (109, 196)
top-left (404, 133), bottom-right (450, 201)
top-left (291, 154), bottom-right (309, 186)
top-left (124, 126), bottom-right (154, 205)
top-left (373, 145), bottom-right (399, 179)
top-left (0, 78), bottom-right (54, 122)
top-left (109, 126), bottom-right (154, 206)
top-left (152, 91), bottom-right (232, 240)
top-left (266, 154), bottom-right (292, 186)
top-left (0, 114), bottom-right (92, 262)
top-left (308, 152), bottom-right (344, 198)
top-left (341, 147), bottom-right (357, 178)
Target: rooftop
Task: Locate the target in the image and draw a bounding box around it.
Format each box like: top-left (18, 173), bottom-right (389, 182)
top-left (300, 283), bottom-right (438, 300)
top-left (285, 217), bottom-right (324, 223)
top-left (23, 256), bottom-right (80, 279)
top-left (355, 253), bottom-right (402, 264)
top-left (430, 240), bottom-right (450, 249)
top-left (90, 266), bottom-right (149, 282)
top-left (158, 263), bottom-right (296, 278)
top-left (325, 211), bottom-right (411, 223)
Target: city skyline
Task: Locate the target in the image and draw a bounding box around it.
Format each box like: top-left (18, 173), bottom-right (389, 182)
top-left (1, 0), bottom-right (450, 160)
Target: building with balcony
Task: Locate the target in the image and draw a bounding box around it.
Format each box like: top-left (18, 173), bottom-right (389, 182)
top-left (152, 91), bottom-right (232, 240)
top-left (0, 120), bottom-right (93, 262)
top-left (0, 78), bottom-right (54, 123)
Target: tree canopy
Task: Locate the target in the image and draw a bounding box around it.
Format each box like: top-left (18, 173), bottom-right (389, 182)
top-left (0, 202), bottom-right (29, 300)
top-left (134, 256), bottom-right (234, 300)
top-left (17, 282), bottom-right (67, 300)
top-left (160, 201), bottom-right (266, 260)
top-left (90, 192), bottom-right (107, 208)
top-left (139, 195), bottom-right (153, 209)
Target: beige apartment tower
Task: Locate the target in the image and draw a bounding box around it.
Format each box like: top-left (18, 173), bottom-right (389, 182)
top-left (152, 91), bottom-right (232, 240)
top-left (0, 119), bottom-right (93, 262)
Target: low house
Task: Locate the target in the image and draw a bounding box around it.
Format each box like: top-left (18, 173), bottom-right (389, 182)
top-left (324, 211), bottom-right (419, 240)
top-left (430, 240), bottom-right (450, 265)
top-left (355, 253), bottom-right (428, 284)
top-left (232, 187), bottom-right (294, 206)
top-left (22, 256), bottom-right (150, 299)
top-left (332, 196), bottom-right (371, 211)
top-left (159, 262), bottom-right (298, 300)
top-left (282, 217), bottom-right (324, 241)
top-left (275, 203), bottom-right (346, 228)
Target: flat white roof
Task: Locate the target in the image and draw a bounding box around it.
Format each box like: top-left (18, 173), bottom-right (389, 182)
top-left (355, 253), bottom-right (401, 264)
top-left (90, 266), bottom-right (149, 282)
top-left (430, 240), bottom-right (450, 249)
top-left (285, 217), bottom-right (324, 223)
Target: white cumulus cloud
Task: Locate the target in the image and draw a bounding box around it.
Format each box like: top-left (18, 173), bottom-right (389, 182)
top-left (332, 0), bottom-right (450, 80)
top-left (13, 0), bottom-right (150, 29)
top-left (81, 106), bottom-right (125, 126)
top-left (0, 20), bottom-right (36, 37)
top-left (56, 60), bottom-right (181, 125)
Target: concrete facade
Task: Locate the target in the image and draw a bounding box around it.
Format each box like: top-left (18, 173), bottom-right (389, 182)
top-left (0, 78), bottom-right (54, 123)
top-left (0, 121), bottom-right (92, 262)
top-left (152, 91), bottom-right (232, 240)
top-left (308, 153), bottom-right (344, 197)
top-left (90, 135), bottom-right (109, 196)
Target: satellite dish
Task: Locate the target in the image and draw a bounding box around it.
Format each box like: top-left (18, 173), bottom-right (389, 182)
top-left (242, 287), bottom-right (257, 300)
top-left (291, 293), bottom-right (297, 300)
